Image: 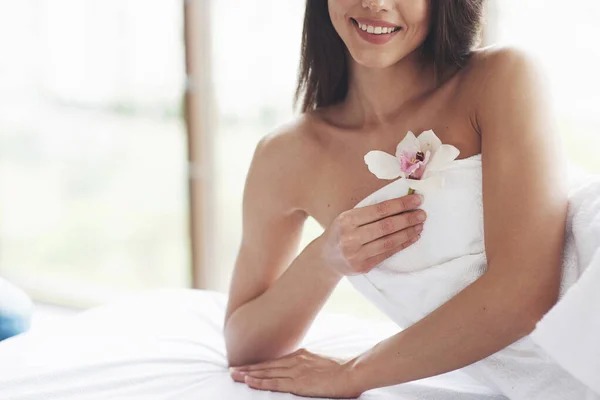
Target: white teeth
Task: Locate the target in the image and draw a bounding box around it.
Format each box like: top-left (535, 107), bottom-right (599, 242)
top-left (356, 21), bottom-right (398, 35)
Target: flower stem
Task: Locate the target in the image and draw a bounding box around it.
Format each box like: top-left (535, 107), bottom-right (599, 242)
top-left (407, 188), bottom-right (415, 195)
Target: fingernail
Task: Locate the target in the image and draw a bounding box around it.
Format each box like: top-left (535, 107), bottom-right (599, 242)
top-left (415, 224), bottom-right (424, 233)
top-left (413, 195), bottom-right (422, 205)
top-left (417, 211), bottom-right (426, 222)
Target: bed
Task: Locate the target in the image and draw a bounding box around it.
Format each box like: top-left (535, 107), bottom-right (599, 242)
top-left (0, 289), bottom-right (507, 399)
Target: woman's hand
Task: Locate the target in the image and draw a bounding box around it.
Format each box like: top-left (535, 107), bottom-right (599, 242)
top-left (316, 193), bottom-right (426, 277)
top-left (229, 348), bottom-right (362, 398)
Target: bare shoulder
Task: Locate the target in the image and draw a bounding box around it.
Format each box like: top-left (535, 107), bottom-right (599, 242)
top-left (255, 114), bottom-right (323, 181)
top-left (457, 45), bottom-right (552, 131)
top-left (463, 45), bottom-right (550, 96)
top-left (469, 45), bottom-right (540, 69)
top-left (257, 114), bottom-right (321, 164)
top-left (250, 114), bottom-right (323, 215)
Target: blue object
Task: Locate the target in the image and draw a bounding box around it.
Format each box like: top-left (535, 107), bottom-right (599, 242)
top-left (0, 278), bottom-right (32, 341)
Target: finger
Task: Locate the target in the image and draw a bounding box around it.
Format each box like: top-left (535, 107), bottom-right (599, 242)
top-left (362, 232), bottom-right (422, 269)
top-left (351, 194), bottom-right (423, 226)
top-left (245, 367), bottom-right (293, 379)
top-left (244, 376), bottom-right (294, 393)
top-left (360, 223), bottom-right (424, 258)
top-left (358, 209), bottom-right (426, 243)
top-left (230, 369), bottom-right (247, 383)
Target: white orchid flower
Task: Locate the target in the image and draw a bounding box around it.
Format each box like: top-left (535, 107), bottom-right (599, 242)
top-left (364, 130), bottom-right (461, 193)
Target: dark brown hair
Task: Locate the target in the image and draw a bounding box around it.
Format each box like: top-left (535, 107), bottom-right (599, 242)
top-left (295, 0), bottom-right (486, 113)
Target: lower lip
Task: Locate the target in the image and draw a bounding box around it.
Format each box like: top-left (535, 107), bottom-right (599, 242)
top-left (352, 20), bottom-right (401, 45)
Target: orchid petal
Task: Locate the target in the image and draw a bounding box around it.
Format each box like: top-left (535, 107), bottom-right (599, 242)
top-left (413, 150), bottom-right (432, 179)
top-left (400, 155), bottom-right (421, 176)
top-left (395, 131), bottom-right (420, 159)
top-left (364, 151), bottom-right (403, 180)
top-left (417, 130), bottom-right (442, 153)
top-left (424, 144), bottom-right (460, 174)
top-left (411, 162), bottom-right (427, 179)
top-left (423, 150), bottom-right (431, 164)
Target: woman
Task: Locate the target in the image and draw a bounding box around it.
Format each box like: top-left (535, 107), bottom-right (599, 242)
top-left (225, 0), bottom-right (599, 399)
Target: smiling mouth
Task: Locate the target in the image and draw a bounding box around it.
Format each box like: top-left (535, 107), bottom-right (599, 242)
top-left (350, 18), bottom-right (402, 35)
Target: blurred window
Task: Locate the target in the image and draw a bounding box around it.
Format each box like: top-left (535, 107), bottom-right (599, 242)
top-left (0, 0), bottom-right (190, 306)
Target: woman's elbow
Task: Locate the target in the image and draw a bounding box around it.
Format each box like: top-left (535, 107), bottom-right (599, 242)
top-left (225, 341), bottom-right (276, 368)
top-left (225, 338), bottom-right (248, 367)
top-left (223, 321), bottom-right (265, 367)
top-left (225, 345), bottom-right (246, 368)
top-left (516, 281), bottom-right (561, 334)
top-left (223, 322), bottom-right (247, 367)
top-left (489, 257), bottom-right (562, 335)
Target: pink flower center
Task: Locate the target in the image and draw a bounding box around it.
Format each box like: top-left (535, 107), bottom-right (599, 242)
top-left (399, 150), bottom-right (430, 180)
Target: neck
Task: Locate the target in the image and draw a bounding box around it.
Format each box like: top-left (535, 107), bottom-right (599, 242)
top-left (343, 51), bottom-right (436, 127)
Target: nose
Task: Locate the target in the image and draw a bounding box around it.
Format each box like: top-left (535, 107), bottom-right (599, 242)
top-left (361, 0), bottom-right (388, 12)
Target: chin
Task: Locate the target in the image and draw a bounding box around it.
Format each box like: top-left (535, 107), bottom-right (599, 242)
top-left (348, 49), bottom-right (407, 69)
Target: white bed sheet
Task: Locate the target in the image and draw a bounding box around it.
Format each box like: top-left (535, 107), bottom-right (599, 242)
top-left (0, 289), bottom-right (506, 400)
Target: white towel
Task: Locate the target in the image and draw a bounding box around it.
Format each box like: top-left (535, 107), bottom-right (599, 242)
top-left (531, 176), bottom-right (600, 395)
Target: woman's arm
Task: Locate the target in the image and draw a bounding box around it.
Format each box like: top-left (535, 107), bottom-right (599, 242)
top-left (224, 131), bottom-right (341, 367)
top-left (347, 47), bottom-right (567, 392)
